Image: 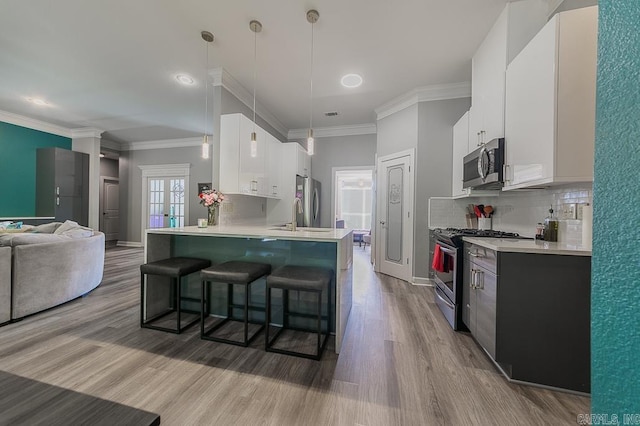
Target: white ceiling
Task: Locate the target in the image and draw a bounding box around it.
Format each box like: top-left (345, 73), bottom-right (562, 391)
top-left (0, 0), bottom-right (517, 144)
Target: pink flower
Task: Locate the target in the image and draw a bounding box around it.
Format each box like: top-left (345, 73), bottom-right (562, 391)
top-left (198, 189), bottom-right (225, 208)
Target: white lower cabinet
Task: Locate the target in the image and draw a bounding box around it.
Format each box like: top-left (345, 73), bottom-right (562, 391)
top-left (504, 6), bottom-right (597, 190)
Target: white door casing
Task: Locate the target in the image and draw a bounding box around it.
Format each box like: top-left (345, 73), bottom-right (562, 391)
top-left (140, 164), bottom-right (190, 245)
top-left (375, 149), bottom-right (414, 282)
top-left (100, 177), bottom-right (119, 241)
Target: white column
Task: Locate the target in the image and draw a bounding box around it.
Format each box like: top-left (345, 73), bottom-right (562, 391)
top-left (72, 128), bottom-right (103, 230)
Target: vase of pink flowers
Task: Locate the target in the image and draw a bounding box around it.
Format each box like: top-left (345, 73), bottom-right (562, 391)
top-left (198, 189), bottom-right (225, 226)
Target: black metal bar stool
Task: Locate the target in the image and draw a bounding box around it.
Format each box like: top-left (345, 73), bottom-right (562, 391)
top-left (200, 260), bottom-right (271, 347)
top-left (140, 257), bottom-right (211, 334)
top-left (265, 265), bottom-right (333, 360)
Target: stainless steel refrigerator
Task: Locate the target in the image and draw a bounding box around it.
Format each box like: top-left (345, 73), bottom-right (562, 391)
top-left (295, 175), bottom-right (321, 227)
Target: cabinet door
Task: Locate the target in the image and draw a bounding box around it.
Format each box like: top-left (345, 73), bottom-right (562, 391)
top-left (470, 8), bottom-right (507, 144)
top-left (504, 17), bottom-right (557, 188)
top-left (474, 266), bottom-right (497, 359)
top-left (452, 112), bottom-right (469, 197)
top-left (462, 256), bottom-right (472, 331)
top-left (266, 134), bottom-right (281, 197)
top-left (296, 145), bottom-right (310, 177)
top-left (238, 116), bottom-right (266, 194)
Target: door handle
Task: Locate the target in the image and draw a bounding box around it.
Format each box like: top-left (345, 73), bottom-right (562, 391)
top-left (379, 220), bottom-right (386, 226)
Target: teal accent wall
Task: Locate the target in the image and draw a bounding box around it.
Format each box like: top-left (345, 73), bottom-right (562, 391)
top-left (0, 121), bottom-right (71, 217)
top-left (593, 1), bottom-right (640, 414)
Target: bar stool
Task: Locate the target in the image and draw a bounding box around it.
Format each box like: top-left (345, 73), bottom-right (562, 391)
top-left (140, 257), bottom-right (211, 334)
top-left (200, 261), bottom-right (271, 347)
top-left (265, 265), bottom-right (333, 360)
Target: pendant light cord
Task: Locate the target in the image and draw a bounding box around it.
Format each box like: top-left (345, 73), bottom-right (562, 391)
top-left (204, 41), bottom-right (209, 136)
top-left (309, 20), bottom-right (314, 131)
top-left (253, 27), bottom-right (257, 131)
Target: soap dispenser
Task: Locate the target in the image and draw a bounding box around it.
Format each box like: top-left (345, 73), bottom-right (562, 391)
top-left (543, 205), bottom-right (558, 242)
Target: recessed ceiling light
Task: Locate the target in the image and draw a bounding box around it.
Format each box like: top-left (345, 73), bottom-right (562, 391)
top-left (26, 97), bottom-right (49, 106)
top-left (176, 74), bottom-right (195, 85)
top-left (341, 73), bottom-right (363, 88)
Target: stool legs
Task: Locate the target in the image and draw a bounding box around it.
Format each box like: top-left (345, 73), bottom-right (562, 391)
top-left (141, 273), bottom-right (199, 334)
top-left (201, 279), bottom-right (265, 347)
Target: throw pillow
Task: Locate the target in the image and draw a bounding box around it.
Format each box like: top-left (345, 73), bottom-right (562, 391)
top-left (31, 222), bottom-right (62, 234)
top-left (53, 220), bottom-right (81, 235)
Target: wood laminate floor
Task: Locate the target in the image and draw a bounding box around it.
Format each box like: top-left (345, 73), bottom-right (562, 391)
top-left (0, 246), bottom-right (589, 425)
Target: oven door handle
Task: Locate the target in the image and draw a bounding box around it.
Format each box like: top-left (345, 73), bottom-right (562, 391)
top-left (434, 286), bottom-right (455, 309)
top-left (438, 245), bottom-right (456, 256)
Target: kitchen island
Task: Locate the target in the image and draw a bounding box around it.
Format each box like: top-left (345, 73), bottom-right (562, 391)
top-left (144, 225), bottom-right (353, 353)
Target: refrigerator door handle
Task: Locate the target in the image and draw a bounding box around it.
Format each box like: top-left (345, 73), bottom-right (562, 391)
top-left (313, 187), bottom-right (319, 224)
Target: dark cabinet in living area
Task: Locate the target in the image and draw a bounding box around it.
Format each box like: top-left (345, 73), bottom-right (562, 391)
top-left (36, 148), bottom-right (89, 226)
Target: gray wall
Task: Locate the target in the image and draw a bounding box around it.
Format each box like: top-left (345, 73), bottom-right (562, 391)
top-left (376, 104), bottom-right (419, 158)
top-left (414, 98), bottom-right (471, 278)
top-left (221, 88), bottom-right (287, 142)
top-left (310, 134), bottom-right (377, 228)
top-left (376, 98), bottom-right (471, 280)
top-left (118, 146), bottom-right (213, 243)
top-left (99, 158), bottom-right (118, 178)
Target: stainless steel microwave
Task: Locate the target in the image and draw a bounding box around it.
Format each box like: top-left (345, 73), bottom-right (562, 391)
top-left (462, 138), bottom-right (505, 190)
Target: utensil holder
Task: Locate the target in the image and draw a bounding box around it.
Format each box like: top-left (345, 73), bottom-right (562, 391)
top-left (478, 218), bottom-right (492, 230)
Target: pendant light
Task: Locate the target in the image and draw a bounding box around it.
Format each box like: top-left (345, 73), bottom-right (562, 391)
top-left (201, 31), bottom-right (214, 159)
top-left (306, 9), bottom-right (319, 156)
top-left (250, 20), bottom-right (262, 158)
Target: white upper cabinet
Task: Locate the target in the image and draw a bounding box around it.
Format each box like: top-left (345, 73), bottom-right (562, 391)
top-left (452, 112), bottom-right (469, 198)
top-left (265, 133), bottom-right (282, 197)
top-left (220, 113), bottom-right (282, 199)
top-left (503, 6), bottom-right (597, 190)
top-left (296, 145), bottom-right (311, 177)
top-left (469, 1), bottom-right (547, 150)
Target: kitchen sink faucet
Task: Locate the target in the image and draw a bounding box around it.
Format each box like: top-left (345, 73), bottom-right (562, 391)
top-left (291, 197), bottom-right (303, 231)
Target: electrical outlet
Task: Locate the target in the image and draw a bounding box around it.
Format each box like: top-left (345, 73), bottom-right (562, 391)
top-left (559, 203), bottom-right (577, 220)
top-left (576, 203), bottom-right (589, 220)
top-left (223, 202), bottom-right (234, 213)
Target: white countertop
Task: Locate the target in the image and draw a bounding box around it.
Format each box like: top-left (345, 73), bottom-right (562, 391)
top-left (462, 237), bottom-right (592, 256)
top-left (146, 225), bottom-right (352, 242)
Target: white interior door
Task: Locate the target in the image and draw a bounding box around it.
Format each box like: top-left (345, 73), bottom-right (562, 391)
top-left (376, 150), bottom-right (413, 282)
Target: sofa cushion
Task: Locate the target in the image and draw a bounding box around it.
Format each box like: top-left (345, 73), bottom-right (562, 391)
top-left (30, 222), bottom-right (63, 234)
top-left (0, 233), bottom-right (70, 247)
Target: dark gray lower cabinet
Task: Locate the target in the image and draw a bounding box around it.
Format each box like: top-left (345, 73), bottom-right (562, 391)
top-left (463, 242), bottom-right (590, 394)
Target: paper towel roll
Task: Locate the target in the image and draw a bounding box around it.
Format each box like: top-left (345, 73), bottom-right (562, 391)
top-left (582, 204), bottom-right (592, 248)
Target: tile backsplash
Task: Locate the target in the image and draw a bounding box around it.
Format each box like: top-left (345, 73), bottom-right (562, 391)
top-left (217, 194), bottom-right (267, 226)
top-left (429, 184), bottom-right (593, 244)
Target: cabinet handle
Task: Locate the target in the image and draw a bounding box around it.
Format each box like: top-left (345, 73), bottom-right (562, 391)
top-left (475, 270), bottom-right (484, 290)
top-left (251, 180), bottom-right (258, 192)
top-left (468, 250), bottom-right (483, 258)
top-left (470, 269), bottom-right (476, 289)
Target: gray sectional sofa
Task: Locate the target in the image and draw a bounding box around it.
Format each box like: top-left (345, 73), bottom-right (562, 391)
top-left (0, 222), bottom-right (105, 323)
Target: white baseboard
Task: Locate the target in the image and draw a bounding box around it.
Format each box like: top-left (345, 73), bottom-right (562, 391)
top-left (412, 276), bottom-right (434, 286)
top-left (116, 241), bottom-right (144, 248)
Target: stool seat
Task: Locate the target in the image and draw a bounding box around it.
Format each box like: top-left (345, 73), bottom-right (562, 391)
top-left (141, 257), bottom-right (211, 277)
top-left (201, 261), bottom-right (271, 285)
top-left (267, 266), bottom-right (333, 291)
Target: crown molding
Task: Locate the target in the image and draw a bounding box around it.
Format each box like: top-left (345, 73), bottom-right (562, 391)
top-left (100, 138), bottom-right (122, 151)
top-left (71, 127), bottom-right (104, 139)
top-left (288, 123), bottom-right (377, 140)
top-left (121, 137), bottom-right (205, 151)
top-left (0, 109), bottom-right (72, 138)
top-left (375, 82), bottom-right (471, 120)
top-left (209, 67), bottom-right (289, 138)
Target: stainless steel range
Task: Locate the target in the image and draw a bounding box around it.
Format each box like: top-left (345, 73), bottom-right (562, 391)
top-left (431, 228), bottom-right (527, 330)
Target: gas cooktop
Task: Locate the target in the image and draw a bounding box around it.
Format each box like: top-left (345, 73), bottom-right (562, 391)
top-left (433, 228), bottom-right (532, 246)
